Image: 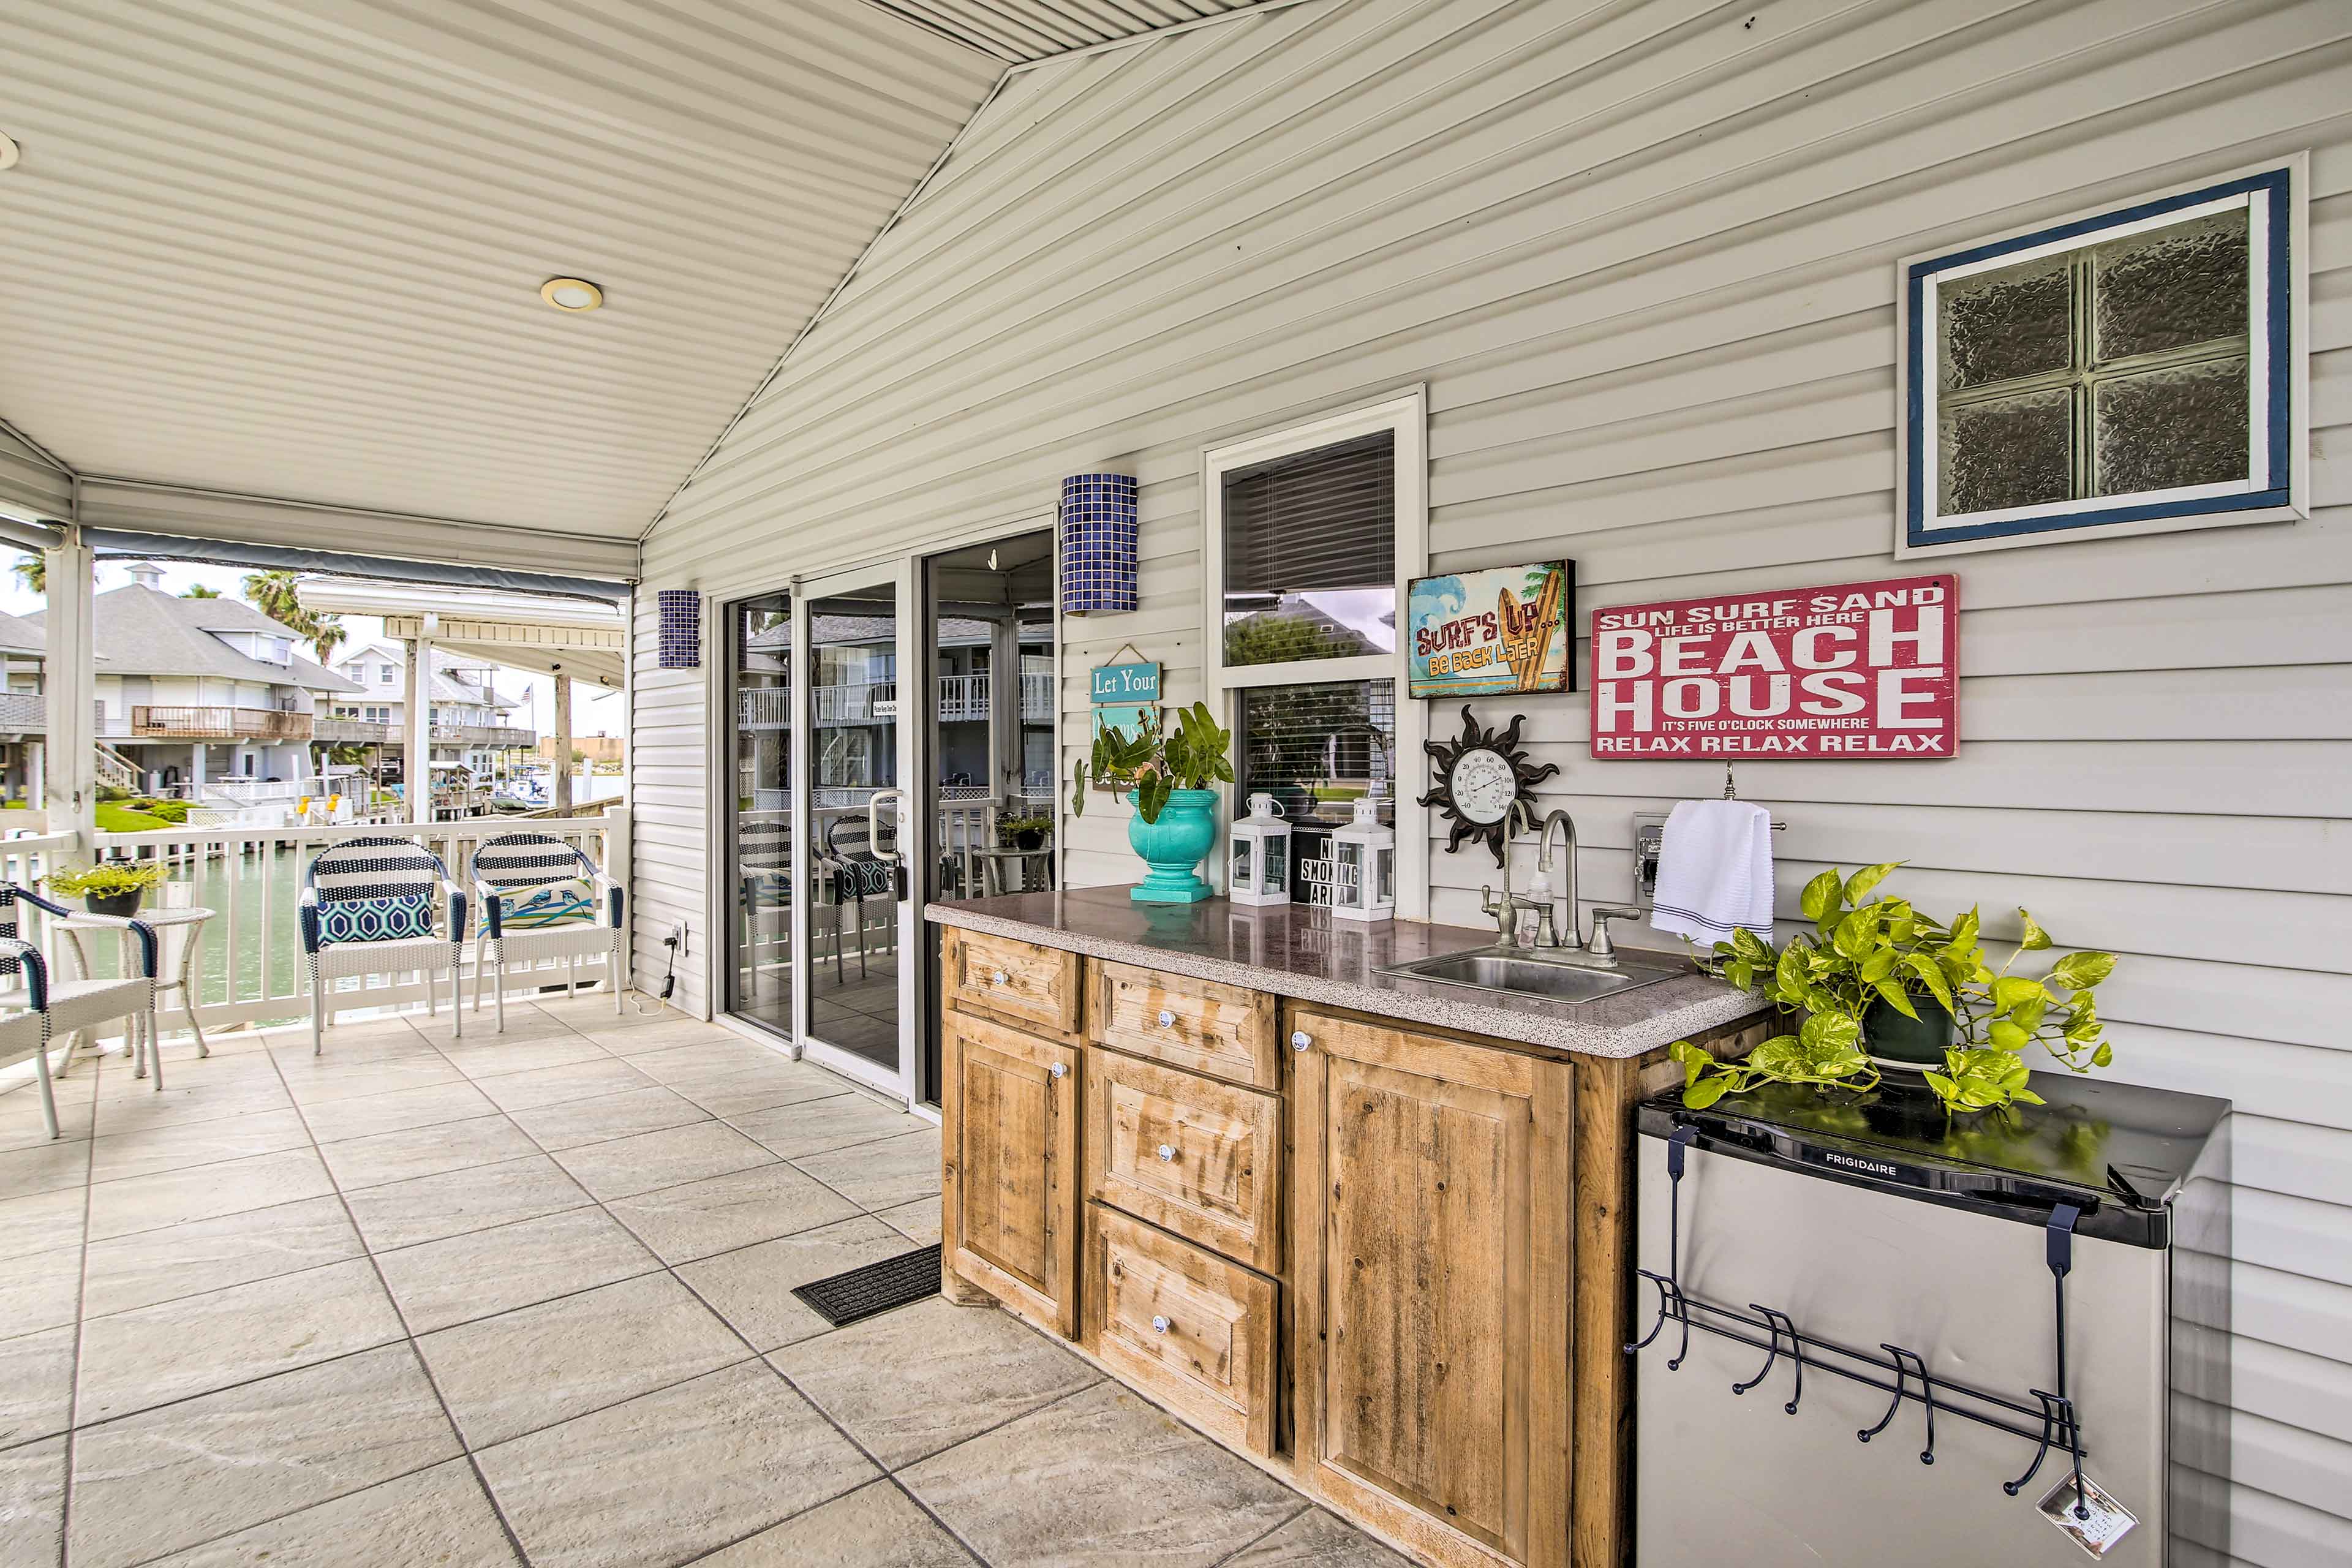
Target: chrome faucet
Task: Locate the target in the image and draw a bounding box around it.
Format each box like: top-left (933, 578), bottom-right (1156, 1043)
top-left (1533, 809), bottom-right (1581, 951)
top-left (1479, 799), bottom-right (1545, 948)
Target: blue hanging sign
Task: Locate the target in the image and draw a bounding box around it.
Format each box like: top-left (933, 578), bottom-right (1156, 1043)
top-left (1090, 660), bottom-right (1161, 704)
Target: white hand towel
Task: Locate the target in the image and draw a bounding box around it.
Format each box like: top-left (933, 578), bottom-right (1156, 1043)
top-left (1649, 799), bottom-right (1774, 945)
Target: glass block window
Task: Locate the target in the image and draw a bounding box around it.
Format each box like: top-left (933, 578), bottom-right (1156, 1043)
top-left (1902, 165), bottom-right (2296, 554)
top-left (1234, 679), bottom-right (1395, 857)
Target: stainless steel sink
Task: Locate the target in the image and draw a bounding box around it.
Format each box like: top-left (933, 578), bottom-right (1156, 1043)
top-left (1379, 945), bottom-right (1686, 1005)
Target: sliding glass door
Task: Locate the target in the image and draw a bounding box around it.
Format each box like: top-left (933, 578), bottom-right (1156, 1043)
top-left (801, 562), bottom-right (918, 1097)
top-left (725, 593), bottom-right (794, 1035)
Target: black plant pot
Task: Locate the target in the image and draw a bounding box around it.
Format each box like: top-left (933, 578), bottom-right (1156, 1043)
top-left (1013, 830), bottom-right (1046, 852)
top-left (85, 889), bottom-right (145, 919)
top-left (1863, 992), bottom-right (1954, 1068)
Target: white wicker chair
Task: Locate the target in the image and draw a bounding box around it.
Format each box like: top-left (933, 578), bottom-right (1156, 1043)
top-left (0, 884), bottom-right (160, 1138)
top-left (469, 831), bottom-right (625, 1032)
top-left (300, 837), bottom-right (467, 1053)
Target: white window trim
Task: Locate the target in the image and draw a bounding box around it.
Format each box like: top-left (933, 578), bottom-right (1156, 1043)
top-left (1895, 154), bottom-right (2309, 559)
top-left (1203, 386), bottom-right (1430, 920)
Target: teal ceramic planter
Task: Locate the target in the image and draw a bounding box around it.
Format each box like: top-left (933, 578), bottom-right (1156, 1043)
top-left (1128, 788), bottom-right (1218, 903)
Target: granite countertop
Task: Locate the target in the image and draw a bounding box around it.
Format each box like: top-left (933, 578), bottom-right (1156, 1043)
top-left (925, 886), bottom-right (1768, 1060)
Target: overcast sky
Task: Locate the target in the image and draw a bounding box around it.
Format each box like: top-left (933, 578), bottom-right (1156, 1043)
top-left (2, 556), bottom-right (627, 737)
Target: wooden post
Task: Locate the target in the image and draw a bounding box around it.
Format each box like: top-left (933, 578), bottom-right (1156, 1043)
top-left (552, 671), bottom-right (573, 813)
top-left (405, 632), bottom-right (432, 826)
top-left (40, 540), bottom-right (96, 843)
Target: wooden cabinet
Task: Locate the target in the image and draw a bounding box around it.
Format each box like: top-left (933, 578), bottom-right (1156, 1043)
top-left (1084, 1045), bottom-right (1284, 1273)
top-left (1093, 959), bottom-right (1280, 1088)
top-left (1083, 1203), bottom-right (1278, 1456)
top-left (1289, 1006), bottom-right (1576, 1568)
top-left (944, 927), bottom-right (1082, 1038)
top-left (941, 1006), bottom-right (1082, 1336)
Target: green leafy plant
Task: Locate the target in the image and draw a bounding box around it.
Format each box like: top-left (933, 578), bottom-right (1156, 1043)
top-left (1669, 1012), bottom-right (1880, 1110)
top-left (43, 861), bottom-right (169, 897)
top-left (997, 813), bottom-right (1053, 845)
top-left (1068, 702), bottom-right (1234, 824)
top-left (1672, 863), bottom-right (2117, 1115)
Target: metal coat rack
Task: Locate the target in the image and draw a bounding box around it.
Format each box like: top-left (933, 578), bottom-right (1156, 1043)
top-left (1626, 1125), bottom-right (2093, 1518)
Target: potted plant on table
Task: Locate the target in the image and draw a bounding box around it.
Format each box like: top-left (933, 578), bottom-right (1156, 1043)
top-left (1069, 702), bottom-right (1235, 903)
top-left (43, 860), bottom-right (170, 918)
top-left (1670, 862), bottom-right (2117, 1115)
top-left (998, 813), bottom-right (1053, 853)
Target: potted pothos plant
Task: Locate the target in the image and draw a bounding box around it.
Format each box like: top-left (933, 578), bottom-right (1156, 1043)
top-left (44, 860), bottom-right (170, 919)
top-left (1069, 702), bottom-right (1235, 903)
top-left (1670, 862), bottom-right (2116, 1115)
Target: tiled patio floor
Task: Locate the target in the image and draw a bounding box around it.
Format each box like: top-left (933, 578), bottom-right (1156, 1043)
top-left (0, 995), bottom-right (1403, 1567)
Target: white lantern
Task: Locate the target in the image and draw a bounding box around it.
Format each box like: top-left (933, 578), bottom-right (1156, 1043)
top-left (1330, 797), bottom-right (1395, 922)
top-left (1229, 792), bottom-right (1291, 907)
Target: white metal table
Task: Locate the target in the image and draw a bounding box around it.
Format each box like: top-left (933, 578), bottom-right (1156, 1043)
top-left (53, 904), bottom-right (216, 1063)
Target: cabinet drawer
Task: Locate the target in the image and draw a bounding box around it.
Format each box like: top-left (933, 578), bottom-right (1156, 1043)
top-left (946, 928), bottom-right (1080, 1037)
top-left (1082, 1204), bottom-right (1277, 1457)
top-left (1092, 960), bottom-right (1278, 1090)
top-left (1084, 1047), bottom-right (1281, 1273)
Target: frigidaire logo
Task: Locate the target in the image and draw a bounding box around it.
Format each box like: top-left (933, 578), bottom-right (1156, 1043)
top-left (1825, 1152), bottom-right (1899, 1178)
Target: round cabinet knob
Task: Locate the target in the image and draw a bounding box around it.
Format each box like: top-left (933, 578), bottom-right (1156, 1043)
top-left (990, 970), bottom-right (1008, 986)
top-left (1156, 1009), bottom-right (1176, 1028)
top-left (1047, 1062), bottom-right (1067, 1080)
top-left (1156, 1144), bottom-right (1175, 1162)
top-left (1152, 1315), bottom-right (1172, 1335)
top-left (1290, 1030), bottom-right (1311, 1053)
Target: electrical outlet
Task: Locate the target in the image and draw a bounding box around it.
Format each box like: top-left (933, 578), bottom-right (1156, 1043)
top-left (668, 920), bottom-right (687, 954)
top-left (1633, 813), bottom-right (1668, 910)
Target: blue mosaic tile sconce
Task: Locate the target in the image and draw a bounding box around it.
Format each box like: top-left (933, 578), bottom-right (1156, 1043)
top-left (655, 589), bottom-right (702, 669)
top-left (1060, 472), bottom-right (1139, 616)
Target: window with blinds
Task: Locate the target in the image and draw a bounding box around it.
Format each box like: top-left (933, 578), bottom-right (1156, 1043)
top-left (1235, 679), bottom-right (1396, 845)
top-left (1221, 430), bottom-right (1396, 669)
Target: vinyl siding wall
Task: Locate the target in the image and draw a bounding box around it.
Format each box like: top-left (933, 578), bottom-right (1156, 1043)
top-left (0, 426), bottom-right (70, 522)
top-left (635, 2), bottom-right (2352, 1559)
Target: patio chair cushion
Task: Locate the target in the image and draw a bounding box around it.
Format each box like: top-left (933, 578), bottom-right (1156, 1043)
top-left (502, 879), bottom-right (595, 929)
top-left (319, 894), bottom-right (436, 944)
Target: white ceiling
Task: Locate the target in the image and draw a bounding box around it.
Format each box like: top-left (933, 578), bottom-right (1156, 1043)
top-left (0, 1), bottom-right (1264, 551)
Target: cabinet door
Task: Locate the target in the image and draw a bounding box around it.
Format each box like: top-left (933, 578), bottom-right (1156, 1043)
top-left (1290, 1009), bottom-right (1574, 1568)
top-left (942, 1008), bottom-right (1081, 1337)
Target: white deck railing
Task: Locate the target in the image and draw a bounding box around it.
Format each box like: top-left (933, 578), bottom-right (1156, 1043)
top-left (73, 809), bottom-right (631, 1035)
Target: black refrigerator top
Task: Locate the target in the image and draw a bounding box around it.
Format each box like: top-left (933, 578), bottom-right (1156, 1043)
top-left (1635, 1069), bottom-right (2231, 1248)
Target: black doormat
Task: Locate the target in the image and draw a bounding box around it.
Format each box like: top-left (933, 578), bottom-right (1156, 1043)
top-left (791, 1244), bottom-right (942, 1329)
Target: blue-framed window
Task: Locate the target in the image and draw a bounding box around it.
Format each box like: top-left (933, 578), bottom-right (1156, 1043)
top-left (1902, 165), bottom-right (2294, 554)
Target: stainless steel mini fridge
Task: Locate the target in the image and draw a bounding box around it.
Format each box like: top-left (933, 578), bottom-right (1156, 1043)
top-left (1632, 1074), bottom-right (2230, 1567)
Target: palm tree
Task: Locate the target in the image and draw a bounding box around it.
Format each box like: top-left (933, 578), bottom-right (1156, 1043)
top-left (10, 555), bottom-right (42, 594)
top-left (241, 569), bottom-right (345, 663)
top-left (181, 584), bottom-right (222, 598)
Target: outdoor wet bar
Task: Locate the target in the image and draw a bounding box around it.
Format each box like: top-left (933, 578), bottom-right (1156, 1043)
top-left (927, 883), bottom-right (1773, 1568)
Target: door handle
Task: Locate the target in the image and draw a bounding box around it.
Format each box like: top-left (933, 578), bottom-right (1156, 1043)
top-left (867, 788), bottom-right (908, 898)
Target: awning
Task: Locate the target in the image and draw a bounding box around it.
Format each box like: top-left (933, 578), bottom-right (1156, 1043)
top-left (295, 578), bottom-right (627, 691)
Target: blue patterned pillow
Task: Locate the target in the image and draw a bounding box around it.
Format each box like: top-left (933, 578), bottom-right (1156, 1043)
top-left (320, 894), bottom-right (435, 944)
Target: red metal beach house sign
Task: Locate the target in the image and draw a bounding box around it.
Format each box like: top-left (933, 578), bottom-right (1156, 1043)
top-left (1590, 575), bottom-right (1958, 759)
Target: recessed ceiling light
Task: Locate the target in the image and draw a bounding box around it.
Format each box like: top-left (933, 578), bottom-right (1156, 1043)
top-left (0, 134), bottom-right (20, 172)
top-left (540, 277), bottom-right (603, 312)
